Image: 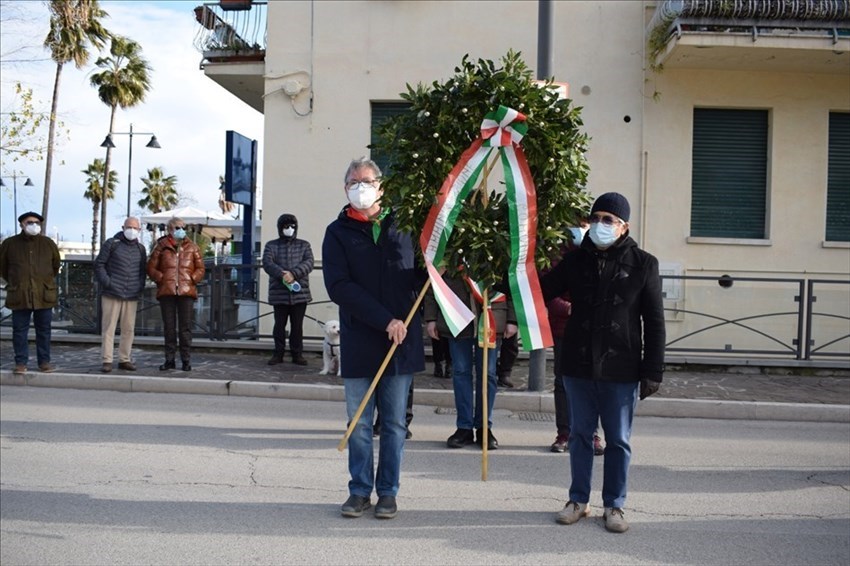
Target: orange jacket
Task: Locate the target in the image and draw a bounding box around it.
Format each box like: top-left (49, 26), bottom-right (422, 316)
top-left (146, 236), bottom-right (205, 300)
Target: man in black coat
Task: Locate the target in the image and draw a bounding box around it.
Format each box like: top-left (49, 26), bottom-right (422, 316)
top-left (541, 192), bottom-right (665, 534)
top-left (94, 216), bottom-right (147, 373)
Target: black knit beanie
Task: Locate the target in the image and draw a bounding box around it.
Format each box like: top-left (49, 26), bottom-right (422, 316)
top-left (591, 192), bottom-right (630, 222)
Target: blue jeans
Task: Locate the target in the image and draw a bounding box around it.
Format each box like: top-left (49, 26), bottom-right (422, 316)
top-left (564, 377), bottom-right (638, 509)
top-left (344, 373), bottom-right (414, 498)
top-left (448, 337), bottom-right (499, 429)
top-left (12, 308), bottom-right (52, 366)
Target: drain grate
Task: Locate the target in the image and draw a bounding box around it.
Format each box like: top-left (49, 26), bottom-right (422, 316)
top-left (516, 411), bottom-right (555, 422)
top-left (435, 407), bottom-right (457, 415)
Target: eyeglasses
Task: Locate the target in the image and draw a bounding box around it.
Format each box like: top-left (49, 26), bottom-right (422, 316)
top-left (345, 178), bottom-right (380, 189)
top-left (25, 221), bottom-right (41, 226)
top-left (282, 224), bottom-right (296, 229)
top-left (589, 214), bottom-right (624, 226)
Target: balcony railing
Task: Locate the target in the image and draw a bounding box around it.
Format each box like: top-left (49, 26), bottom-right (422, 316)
top-left (647, 0), bottom-right (850, 70)
top-left (193, 1), bottom-right (267, 64)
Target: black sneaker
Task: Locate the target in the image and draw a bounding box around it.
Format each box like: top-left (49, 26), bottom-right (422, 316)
top-left (267, 355), bottom-right (284, 366)
top-left (433, 364), bottom-right (444, 378)
top-left (292, 355), bottom-right (308, 366)
top-left (159, 360), bottom-right (176, 371)
top-left (374, 495), bottom-right (398, 519)
top-left (405, 429), bottom-right (412, 440)
top-left (475, 428), bottom-right (499, 450)
top-left (446, 428), bottom-right (474, 448)
top-left (497, 377), bottom-right (515, 388)
top-left (341, 495), bottom-right (371, 518)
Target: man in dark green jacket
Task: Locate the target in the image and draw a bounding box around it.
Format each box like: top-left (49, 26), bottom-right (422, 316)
top-left (0, 211), bottom-right (61, 375)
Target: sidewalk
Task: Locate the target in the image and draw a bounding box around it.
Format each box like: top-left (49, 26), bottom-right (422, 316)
top-left (2, 336), bottom-right (849, 422)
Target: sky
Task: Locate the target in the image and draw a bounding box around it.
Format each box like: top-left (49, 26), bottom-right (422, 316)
top-left (0, 0), bottom-right (264, 244)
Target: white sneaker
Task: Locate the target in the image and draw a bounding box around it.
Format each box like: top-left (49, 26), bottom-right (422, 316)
top-left (556, 501), bottom-right (590, 525)
top-left (603, 507), bottom-right (629, 533)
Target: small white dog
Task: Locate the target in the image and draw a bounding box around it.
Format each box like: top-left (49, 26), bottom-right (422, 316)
top-left (320, 319), bottom-right (341, 376)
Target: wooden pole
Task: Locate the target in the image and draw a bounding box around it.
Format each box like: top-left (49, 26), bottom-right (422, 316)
top-left (337, 278), bottom-right (432, 452)
top-left (481, 288), bottom-right (489, 481)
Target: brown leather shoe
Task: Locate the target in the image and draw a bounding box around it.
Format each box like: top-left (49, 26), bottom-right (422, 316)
top-left (118, 362), bottom-right (137, 371)
top-left (101, 363), bottom-right (113, 373)
top-left (38, 363), bottom-right (55, 373)
top-left (13, 364), bottom-right (27, 375)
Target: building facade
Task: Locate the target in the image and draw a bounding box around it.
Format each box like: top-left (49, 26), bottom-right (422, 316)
top-left (194, 0), bottom-right (850, 364)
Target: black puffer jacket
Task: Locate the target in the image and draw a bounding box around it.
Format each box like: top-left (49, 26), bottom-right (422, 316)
top-left (262, 214), bottom-right (314, 305)
top-left (540, 233), bottom-right (665, 383)
top-left (94, 231), bottom-right (147, 300)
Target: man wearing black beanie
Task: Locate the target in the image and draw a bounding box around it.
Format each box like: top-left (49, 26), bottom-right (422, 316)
top-left (541, 191), bottom-right (666, 533)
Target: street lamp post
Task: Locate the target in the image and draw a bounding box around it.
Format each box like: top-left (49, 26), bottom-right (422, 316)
top-left (0, 173), bottom-right (36, 224)
top-left (100, 124), bottom-right (161, 218)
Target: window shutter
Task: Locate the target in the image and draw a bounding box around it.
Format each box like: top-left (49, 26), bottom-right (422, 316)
top-left (691, 108), bottom-right (768, 238)
top-left (826, 112), bottom-right (850, 242)
top-left (370, 102), bottom-right (412, 176)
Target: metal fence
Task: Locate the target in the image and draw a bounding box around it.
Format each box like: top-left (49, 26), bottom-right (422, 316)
top-left (2, 261), bottom-right (848, 365)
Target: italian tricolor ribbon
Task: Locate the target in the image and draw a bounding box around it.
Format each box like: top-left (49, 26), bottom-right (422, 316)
top-left (465, 276), bottom-right (506, 348)
top-left (419, 106), bottom-right (553, 350)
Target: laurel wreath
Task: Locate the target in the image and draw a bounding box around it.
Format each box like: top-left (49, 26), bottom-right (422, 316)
top-left (373, 50), bottom-right (591, 287)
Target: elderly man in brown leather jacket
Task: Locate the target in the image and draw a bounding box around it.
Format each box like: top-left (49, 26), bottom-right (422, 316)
top-left (0, 211), bottom-right (60, 375)
top-left (147, 217), bottom-right (205, 371)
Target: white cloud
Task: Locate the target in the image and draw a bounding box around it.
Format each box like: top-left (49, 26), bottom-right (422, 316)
top-left (0, 0), bottom-right (263, 243)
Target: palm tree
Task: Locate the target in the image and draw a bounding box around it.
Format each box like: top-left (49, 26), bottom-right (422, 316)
top-left (138, 166), bottom-right (178, 240)
top-left (42, 0), bottom-right (110, 226)
top-left (90, 35), bottom-right (152, 244)
top-left (82, 158), bottom-right (116, 259)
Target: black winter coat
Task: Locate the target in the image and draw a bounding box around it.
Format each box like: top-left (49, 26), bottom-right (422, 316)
top-left (322, 207), bottom-right (426, 379)
top-left (262, 233), bottom-right (314, 305)
top-left (540, 234), bottom-right (665, 383)
top-left (95, 231), bottom-right (147, 300)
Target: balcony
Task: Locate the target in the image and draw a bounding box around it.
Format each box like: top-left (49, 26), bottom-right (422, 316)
top-left (647, 0), bottom-right (850, 73)
top-left (193, 1), bottom-right (267, 112)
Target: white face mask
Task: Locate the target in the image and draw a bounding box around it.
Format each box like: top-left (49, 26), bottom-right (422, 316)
top-left (588, 222), bottom-right (619, 248)
top-left (282, 227), bottom-right (295, 237)
top-left (347, 183), bottom-right (379, 210)
top-left (123, 228), bottom-right (140, 241)
top-left (24, 223), bottom-right (41, 236)
top-left (568, 227), bottom-right (587, 246)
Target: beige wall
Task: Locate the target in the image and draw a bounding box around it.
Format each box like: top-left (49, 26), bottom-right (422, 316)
top-left (643, 68), bottom-right (850, 278)
top-left (262, 0), bottom-right (647, 256)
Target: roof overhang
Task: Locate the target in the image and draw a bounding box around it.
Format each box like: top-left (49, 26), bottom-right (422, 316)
top-left (201, 60), bottom-right (265, 113)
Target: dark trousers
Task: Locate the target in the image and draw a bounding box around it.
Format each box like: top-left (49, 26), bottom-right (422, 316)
top-left (552, 335), bottom-right (571, 436)
top-left (496, 333), bottom-right (519, 378)
top-left (12, 308), bottom-right (52, 365)
top-left (432, 335), bottom-right (452, 366)
top-left (159, 296), bottom-right (194, 362)
top-left (272, 303), bottom-right (307, 357)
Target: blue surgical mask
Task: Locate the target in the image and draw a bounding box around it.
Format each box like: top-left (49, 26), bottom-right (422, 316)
top-left (568, 227), bottom-right (587, 246)
top-left (588, 222), bottom-right (618, 248)
top-left (173, 228), bottom-right (187, 240)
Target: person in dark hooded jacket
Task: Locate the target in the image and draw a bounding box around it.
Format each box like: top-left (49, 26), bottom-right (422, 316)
top-left (262, 213), bottom-right (314, 365)
top-left (541, 192), bottom-right (665, 534)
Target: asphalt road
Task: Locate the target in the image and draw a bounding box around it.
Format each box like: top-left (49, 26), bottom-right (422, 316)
top-left (1, 386), bottom-right (849, 566)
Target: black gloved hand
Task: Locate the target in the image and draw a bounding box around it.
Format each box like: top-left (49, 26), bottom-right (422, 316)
top-left (639, 379), bottom-right (660, 400)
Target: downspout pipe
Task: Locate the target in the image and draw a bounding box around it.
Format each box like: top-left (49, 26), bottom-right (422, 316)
top-left (528, 0), bottom-right (554, 392)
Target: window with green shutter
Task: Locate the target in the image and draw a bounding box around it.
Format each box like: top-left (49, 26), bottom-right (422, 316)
top-left (826, 112), bottom-right (850, 242)
top-left (690, 108), bottom-right (769, 239)
top-left (370, 101), bottom-right (412, 176)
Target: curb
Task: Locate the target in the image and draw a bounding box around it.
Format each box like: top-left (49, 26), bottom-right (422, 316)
top-left (2, 371), bottom-right (848, 423)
